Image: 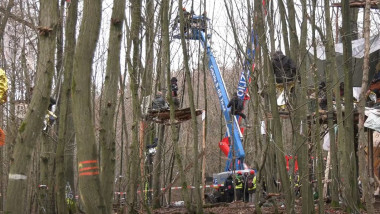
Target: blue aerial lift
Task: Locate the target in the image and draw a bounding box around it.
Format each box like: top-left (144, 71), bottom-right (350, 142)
top-left (173, 13), bottom-right (253, 171)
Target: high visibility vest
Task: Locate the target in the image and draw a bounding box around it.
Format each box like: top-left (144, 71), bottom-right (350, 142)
top-left (0, 69), bottom-right (8, 104)
top-left (235, 176), bottom-right (243, 189)
top-left (248, 176), bottom-right (256, 191)
top-left (295, 175), bottom-right (300, 187)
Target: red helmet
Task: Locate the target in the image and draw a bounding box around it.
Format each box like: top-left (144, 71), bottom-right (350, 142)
top-left (237, 171), bottom-right (242, 175)
top-left (250, 170), bottom-right (255, 175)
top-left (182, 7), bottom-right (186, 11)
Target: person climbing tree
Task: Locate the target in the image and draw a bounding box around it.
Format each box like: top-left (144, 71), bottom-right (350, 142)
top-left (227, 94), bottom-right (250, 127)
top-left (43, 97), bottom-right (57, 131)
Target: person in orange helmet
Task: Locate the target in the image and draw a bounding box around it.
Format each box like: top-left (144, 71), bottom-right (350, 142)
top-left (247, 170), bottom-right (256, 203)
top-left (235, 171), bottom-right (244, 201)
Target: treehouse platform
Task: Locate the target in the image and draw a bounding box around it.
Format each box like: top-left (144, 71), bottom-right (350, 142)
top-left (145, 107), bottom-right (203, 125)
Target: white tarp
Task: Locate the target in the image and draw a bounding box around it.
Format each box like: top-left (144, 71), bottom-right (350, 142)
top-left (364, 107), bottom-right (380, 133)
top-left (309, 34), bottom-right (380, 60)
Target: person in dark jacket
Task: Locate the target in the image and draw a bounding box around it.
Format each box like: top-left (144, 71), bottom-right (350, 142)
top-left (224, 175), bottom-right (234, 203)
top-left (272, 51), bottom-right (297, 83)
top-left (152, 91), bottom-right (167, 110)
top-left (227, 94), bottom-right (250, 127)
top-left (171, 77), bottom-right (180, 109)
top-left (171, 77), bottom-right (179, 97)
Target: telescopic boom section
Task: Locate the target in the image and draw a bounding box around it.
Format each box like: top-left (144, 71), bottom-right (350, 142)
top-left (194, 28), bottom-right (246, 170)
top-left (173, 15), bottom-right (246, 170)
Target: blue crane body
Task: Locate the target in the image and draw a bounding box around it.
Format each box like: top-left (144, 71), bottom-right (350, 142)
top-left (174, 15), bottom-right (254, 171)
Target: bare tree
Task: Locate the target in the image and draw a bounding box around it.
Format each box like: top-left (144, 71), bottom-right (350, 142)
top-left (99, 0), bottom-right (125, 212)
top-left (127, 0), bottom-right (142, 212)
top-left (323, 0), bottom-right (340, 206)
top-left (295, 1), bottom-right (314, 212)
top-left (5, 0), bottom-right (58, 212)
top-left (152, 1), bottom-right (167, 209)
top-left (71, 0), bottom-right (106, 212)
top-left (55, 0), bottom-right (78, 213)
top-left (341, 1), bottom-right (360, 211)
top-left (357, 0), bottom-right (375, 212)
top-left (254, 0), bottom-right (294, 213)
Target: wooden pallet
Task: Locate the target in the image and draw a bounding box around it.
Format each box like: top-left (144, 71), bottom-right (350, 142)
top-left (145, 107), bottom-right (203, 125)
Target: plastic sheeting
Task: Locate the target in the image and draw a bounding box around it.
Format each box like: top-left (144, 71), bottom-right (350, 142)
top-left (309, 34), bottom-right (380, 60)
top-left (364, 107), bottom-right (380, 133)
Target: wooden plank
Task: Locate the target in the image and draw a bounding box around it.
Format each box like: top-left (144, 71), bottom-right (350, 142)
top-left (332, 1), bottom-right (380, 9)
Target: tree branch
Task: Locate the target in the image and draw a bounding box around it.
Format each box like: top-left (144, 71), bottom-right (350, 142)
top-left (0, 6), bottom-right (36, 31)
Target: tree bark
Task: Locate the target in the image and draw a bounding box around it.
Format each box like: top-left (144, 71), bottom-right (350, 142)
top-left (56, 0), bottom-right (78, 213)
top-left (143, 0), bottom-right (155, 206)
top-left (296, 1), bottom-right (313, 213)
top-left (254, 0), bottom-right (294, 213)
top-left (5, 0), bottom-right (58, 213)
top-left (285, 0), bottom-right (299, 61)
top-left (179, 0), bottom-right (202, 212)
top-left (323, 0), bottom-right (340, 206)
top-left (358, 1), bottom-right (375, 212)
top-left (99, 0), bottom-right (125, 212)
top-left (310, 0), bottom-right (324, 212)
top-left (127, 0), bottom-right (142, 212)
top-left (341, 1), bottom-right (360, 212)
top-left (277, 0), bottom-right (290, 57)
top-left (152, 1), bottom-right (168, 209)
top-left (71, 0), bottom-right (106, 212)
top-left (0, 0), bottom-right (15, 68)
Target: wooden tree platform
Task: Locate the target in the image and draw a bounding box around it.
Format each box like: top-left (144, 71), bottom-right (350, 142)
top-left (145, 107), bottom-right (203, 125)
top-left (332, 1), bottom-right (380, 9)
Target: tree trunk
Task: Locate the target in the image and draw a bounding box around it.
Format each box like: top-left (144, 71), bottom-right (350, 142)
top-left (277, 0), bottom-right (290, 57)
top-left (310, 0), bottom-right (324, 212)
top-left (152, 2), bottom-right (167, 207)
top-left (358, 1), bottom-right (374, 212)
top-left (99, 0), bottom-right (125, 212)
top-left (152, 125), bottom-right (165, 208)
top-left (254, 0), bottom-right (294, 213)
top-left (296, 1), bottom-right (313, 213)
top-left (39, 132), bottom-right (56, 214)
top-left (71, 0), bottom-right (106, 212)
top-left (341, 1), bottom-right (360, 212)
top-left (127, 0), bottom-right (142, 212)
top-left (201, 0), bottom-right (208, 206)
top-left (178, 0), bottom-right (202, 212)
top-left (56, 0), bottom-right (78, 213)
top-left (5, 0), bottom-right (58, 212)
top-left (323, 0), bottom-right (340, 206)
top-left (0, 0), bottom-right (15, 68)
top-left (143, 0), bottom-right (155, 204)
top-left (285, 0), bottom-right (299, 61)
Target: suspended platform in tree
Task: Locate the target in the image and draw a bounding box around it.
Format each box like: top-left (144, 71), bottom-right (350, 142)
top-left (145, 107), bottom-right (203, 125)
top-left (332, 1), bottom-right (380, 9)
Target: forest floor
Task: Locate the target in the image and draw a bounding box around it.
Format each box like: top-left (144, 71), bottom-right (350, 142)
top-left (153, 196), bottom-right (380, 214)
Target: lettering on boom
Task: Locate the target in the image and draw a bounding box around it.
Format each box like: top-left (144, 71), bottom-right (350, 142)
top-left (237, 71), bottom-right (247, 98)
top-left (210, 65), bottom-right (226, 112)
